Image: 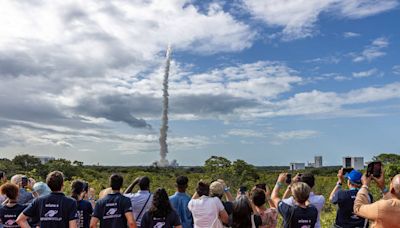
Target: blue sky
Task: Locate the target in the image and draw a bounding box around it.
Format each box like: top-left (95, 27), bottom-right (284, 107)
top-left (0, 0), bottom-right (399, 166)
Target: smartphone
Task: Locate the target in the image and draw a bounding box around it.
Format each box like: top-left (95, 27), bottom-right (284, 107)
top-left (21, 176), bottom-right (28, 187)
top-left (296, 173), bottom-right (303, 181)
top-left (367, 161), bottom-right (382, 178)
top-left (286, 174), bottom-right (292, 184)
top-left (343, 168), bottom-right (354, 175)
top-left (239, 186), bottom-right (247, 194)
top-left (255, 183), bottom-right (266, 191)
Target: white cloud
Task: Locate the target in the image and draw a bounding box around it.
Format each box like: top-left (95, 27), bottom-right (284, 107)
top-left (343, 32), bottom-right (361, 38)
top-left (352, 37), bottom-right (389, 62)
top-left (393, 65), bottom-right (400, 75)
top-left (352, 68), bottom-right (378, 78)
top-left (226, 129), bottom-right (264, 137)
top-left (243, 0), bottom-right (398, 40)
top-left (276, 130), bottom-right (319, 140)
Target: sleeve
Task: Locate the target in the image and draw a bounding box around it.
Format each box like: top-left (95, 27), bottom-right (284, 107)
top-left (122, 198), bottom-right (133, 213)
top-left (171, 210), bottom-right (182, 226)
top-left (214, 198), bottom-right (225, 212)
top-left (331, 190), bottom-right (341, 204)
top-left (187, 199), bottom-right (193, 212)
top-left (277, 200), bottom-right (292, 221)
top-left (92, 201), bottom-right (102, 219)
top-left (23, 198), bottom-right (39, 218)
top-left (69, 200), bottom-right (78, 221)
top-left (282, 197), bottom-right (294, 206)
top-left (353, 187), bottom-right (379, 220)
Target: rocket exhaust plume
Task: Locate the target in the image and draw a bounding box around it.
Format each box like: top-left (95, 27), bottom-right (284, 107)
top-left (158, 45), bottom-right (172, 167)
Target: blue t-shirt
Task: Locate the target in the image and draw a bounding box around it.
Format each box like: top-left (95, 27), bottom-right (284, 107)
top-left (0, 204), bottom-right (27, 228)
top-left (93, 192), bottom-right (132, 228)
top-left (331, 189), bottom-right (372, 228)
top-left (23, 192), bottom-right (78, 228)
top-left (278, 201), bottom-right (318, 228)
top-left (169, 192), bottom-right (193, 228)
top-left (77, 200), bottom-right (93, 228)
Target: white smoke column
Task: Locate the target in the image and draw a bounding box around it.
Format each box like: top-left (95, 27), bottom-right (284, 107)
top-left (159, 45), bottom-right (172, 167)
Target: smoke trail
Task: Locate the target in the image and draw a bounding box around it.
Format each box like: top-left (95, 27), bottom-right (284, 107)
top-left (159, 45), bottom-right (172, 167)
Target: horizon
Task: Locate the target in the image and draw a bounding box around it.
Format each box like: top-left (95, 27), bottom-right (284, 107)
top-left (0, 1), bottom-right (399, 166)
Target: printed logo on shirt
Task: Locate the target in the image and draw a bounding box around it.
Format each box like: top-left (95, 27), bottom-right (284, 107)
top-left (103, 208), bottom-right (121, 219)
top-left (5, 219), bottom-right (15, 225)
top-left (41, 208), bottom-right (62, 222)
top-left (153, 222), bottom-right (166, 228)
top-left (45, 210), bottom-right (58, 217)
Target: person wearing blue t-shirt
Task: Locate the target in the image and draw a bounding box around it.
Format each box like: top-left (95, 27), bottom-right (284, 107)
top-left (90, 174), bottom-right (137, 228)
top-left (16, 171), bottom-right (78, 228)
top-left (0, 183), bottom-right (27, 228)
top-left (169, 176), bottom-right (193, 228)
top-left (329, 169), bottom-right (372, 228)
top-left (71, 180), bottom-right (93, 228)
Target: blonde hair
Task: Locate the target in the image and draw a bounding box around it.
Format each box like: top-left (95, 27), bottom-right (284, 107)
top-left (291, 182), bottom-right (311, 204)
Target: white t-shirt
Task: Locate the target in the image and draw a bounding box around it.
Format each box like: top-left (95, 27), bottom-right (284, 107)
top-left (188, 196), bottom-right (225, 228)
top-left (282, 192), bottom-right (325, 228)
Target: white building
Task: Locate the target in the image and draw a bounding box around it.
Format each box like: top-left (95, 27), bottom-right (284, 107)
top-left (290, 162), bottom-right (305, 171)
top-left (36, 156), bottom-right (55, 164)
top-left (342, 157), bottom-right (364, 170)
top-left (314, 156), bottom-right (323, 168)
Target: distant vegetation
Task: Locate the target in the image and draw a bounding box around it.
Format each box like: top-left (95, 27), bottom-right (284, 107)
top-left (1, 153), bottom-right (399, 226)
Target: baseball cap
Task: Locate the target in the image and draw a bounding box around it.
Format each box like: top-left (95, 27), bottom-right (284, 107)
top-left (210, 181), bottom-right (224, 197)
top-left (345, 170), bottom-right (362, 184)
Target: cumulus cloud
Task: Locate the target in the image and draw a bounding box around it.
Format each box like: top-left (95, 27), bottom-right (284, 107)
top-left (243, 0), bottom-right (398, 40)
top-left (352, 68), bottom-right (379, 78)
top-left (393, 65), bottom-right (400, 75)
top-left (352, 37), bottom-right (389, 62)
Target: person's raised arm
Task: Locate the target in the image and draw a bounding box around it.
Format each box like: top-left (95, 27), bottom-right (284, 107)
top-left (191, 191), bottom-right (199, 199)
top-left (125, 212), bottom-right (137, 228)
top-left (271, 173), bottom-right (287, 207)
top-left (89, 217), bottom-right (99, 228)
top-left (16, 213), bottom-right (31, 228)
top-left (329, 168), bottom-right (344, 202)
top-left (124, 177), bottom-right (140, 194)
top-left (373, 168), bottom-right (389, 198)
top-left (353, 174), bottom-right (379, 220)
top-left (264, 185), bottom-right (275, 208)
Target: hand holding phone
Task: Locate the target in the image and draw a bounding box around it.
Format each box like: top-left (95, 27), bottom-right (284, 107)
top-left (367, 161), bottom-right (382, 178)
top-left (286, 174), bottom-right (292, 185)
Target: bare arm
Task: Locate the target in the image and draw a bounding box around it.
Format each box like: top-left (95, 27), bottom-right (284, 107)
top-left (125, 212), bottom-right (137, 228)
top-left (282, 185), bottom-right (291, 199)
top-left (271, 173), bottom-right (287, 208)
top-left (329, 168), bottom-right (345, 201)
top-left (124, 177), bottom-right (140, 194)
top-left (224, 190), bottom-right (234, 202)
top-left (69, 219), bottom-right (78, 228)
top-left (219, 209), bottom-right (229, 224)
top-left (192, 191), bottom-right (199, 199)
top-left (89, 217), bottom-right (99, 228)
top-left (16, 213), bottom-right (31, 228)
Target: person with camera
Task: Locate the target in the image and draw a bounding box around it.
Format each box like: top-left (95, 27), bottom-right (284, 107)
top-left (10, 175), bottom-right (34, 205)
top-left (271, 173), bottom-right (318, 228)
top-left (281, 173), bottom-right (325, 228)
top-left (353, 168), bottom-right (400, 228)
top-left (329, 168), bottom-right (371, 228)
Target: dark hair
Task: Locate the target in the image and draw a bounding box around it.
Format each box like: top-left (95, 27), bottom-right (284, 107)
top-left (300, 173), bottom-right (315, 188)
top-left (251, 188), bottom-right (266, 207)
top-left (176, 176), bottom-right (188, 191)
top-left (46, 171), bottom-right (64, 192)
top-left (83, 182), bottom-right (89, 192)
top-left (0, 171), bottom-right (5, 179)
top-left (139, 176), bottom-right (150, 190)
top-left (196, 181), bottom-right (209, 197)
top-left (110, 174), bottom-right (123, 190)
top-left (148, 188), bottom-right (173, 218)
top-left (0, 183), bottom-right (19, 200)
top-left (232, 196), bottom-right (252, 228)
top-left (71, 180), bottom-right (85, 200)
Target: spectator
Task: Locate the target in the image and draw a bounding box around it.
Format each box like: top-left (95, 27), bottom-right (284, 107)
top-left (353, 170), bottom-right (400, 227)
top-left (86, 188), bottom-right (96, 209)
top-left (329, 169), bottom-right (371, 228)
top-left (169, 176), bottom-right (193, 228)
top-left (32, 182), bottom-right (51, 198)
top-left (99, 188), bottom-right (112, 200)
top-left (16, 171), bottom-right (78, 228)
top-left (10, 175), bottom-right (33, 205)
top-left (0, 171), bottom-right (7, 206)
top-left (210, 179), bottom-right (234, 215)
top-left (71, 180), bottom-right (93, 228)
top-left (124, 177), bottom-right (153, 227)
top-left (231, 195), bottom-right (265, 228)
top-left (271, 173), bottom-right (318, 228)
top-left (141, 188), bottom-right (182, 228)
top-left (0, 183), bottom-right (27, 228)
top-left (282, 173), bottom-right (325, 228)
top-left (251, 188), bottom-right (278, 228)
top-left (188, 181), bottom-right (229, 228)
top-left (90, 174), bottom-right (136, 228)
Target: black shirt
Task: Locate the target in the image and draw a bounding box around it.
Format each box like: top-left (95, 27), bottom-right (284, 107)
top-left (93, 192), bottom-right (132, 228)
top-left (278, 201), bottom-right (318, 228)
top-left (23, 192), bottom-right (78, 228)
top-left (331, 189), bottom-right (372, 228)
top-left (77, 200), bottom-right (93, 228)
top-left (140, 210), bottom-right (181, 228)
top-left (0, 204), bottom-right (27, 228)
